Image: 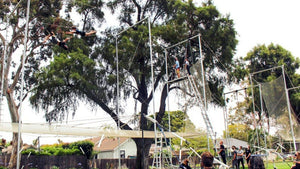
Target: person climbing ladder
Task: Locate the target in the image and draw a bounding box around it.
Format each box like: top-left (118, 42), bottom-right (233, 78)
top-left (65, 26), bottom-right (97, 37)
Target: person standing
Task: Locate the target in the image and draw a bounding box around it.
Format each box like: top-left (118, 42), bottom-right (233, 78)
top-left (245, 145), bottom-right (251, 165)
top-left (184, 57), bottom-right (191, 75)
top-left (237, 146), bottom-right (245, 169)
top-left (291, 152), bottom-right (300, 169)
top-left (248, 156), bottom-right (265, 169)
top-left (232, 146), bottom-right (238, 169)
top-left (173, 57), bottom-right (180, 78)
top-left (201, 151), bottom-right (214, 169)
top-left (218, 140), bottom-right (226, 164)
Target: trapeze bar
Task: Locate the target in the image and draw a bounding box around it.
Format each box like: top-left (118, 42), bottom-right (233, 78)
top-left (115, 17), bottom-right (148, 36)
top-left (223, 84), bottom-right (260, 95)
top-left (250, 65), bottom-right (282, 76)
top-left (164, 34), bottom-right (200, 50)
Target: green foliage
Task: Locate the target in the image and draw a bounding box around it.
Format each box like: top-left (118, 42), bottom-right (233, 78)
top-left (69, 140), bottom-right (94, 159)
top-left (243, 43), bottom-right (300, 119)
top-left (227, 124), bottom-right (250, 142)
top-left (160, 110), bottom-right (187, 132)
top-left (21, 141), bottom-right (92, 158)
top-left (21, 149), bottom-right (38, 155)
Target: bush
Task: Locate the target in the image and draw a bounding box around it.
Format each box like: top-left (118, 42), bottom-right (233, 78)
top-left (70, 140), bottom-right (94, 159)
top-left (21, 149), bottom-right (38, 155)
top-left (22, 140), bottom-right (93, 157)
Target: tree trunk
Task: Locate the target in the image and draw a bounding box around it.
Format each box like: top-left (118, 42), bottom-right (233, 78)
top-left (134, 138), bottom-right (152, 169)
top-left (6, 89), bottom-right (22, 169)
top-left (8, 132), bottom-right (21, 169)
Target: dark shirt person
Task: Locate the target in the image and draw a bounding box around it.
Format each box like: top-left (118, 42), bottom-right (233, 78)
top-left (291, 152), bottom-right (300, 169)
top-left (218, 140), bottom-right (226, 164)
top-left (179, 159), bottom-right (192, 169)
top-left (65, 26), bottom-right (97, 37)
top-left (248, 155), bottom-right (265, 169)
top-left (43, 32), bottom-right (72, 50)
top-left (245, 145), bottom-right (251, 164)
top-left (201, 151), bottom-right (214, 169)
top-left (231, 146), bottom-right (238, 169)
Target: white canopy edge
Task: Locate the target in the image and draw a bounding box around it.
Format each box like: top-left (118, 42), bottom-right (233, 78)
top-left (0, 122), bottom-right (198, 138)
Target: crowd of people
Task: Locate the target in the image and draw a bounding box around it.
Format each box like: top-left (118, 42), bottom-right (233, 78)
top-left (179, 139), bottom-right (300, 169)
top-left (217, 140), bottom-right (300, 169)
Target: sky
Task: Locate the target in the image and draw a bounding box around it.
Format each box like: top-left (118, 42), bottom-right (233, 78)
top-left (1, 0), bottom-right (300, 145)
top-left (213, 0), bottom-right (300, 58)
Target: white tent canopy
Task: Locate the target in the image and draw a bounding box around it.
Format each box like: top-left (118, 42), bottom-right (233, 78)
top-left (0, 122), bottom-right (198, 138)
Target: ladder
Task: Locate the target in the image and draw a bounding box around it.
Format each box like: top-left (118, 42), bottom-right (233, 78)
top-left (187, 75), bottom-right (215, 140)
top-left (152, 125), bottom-right (173, 169)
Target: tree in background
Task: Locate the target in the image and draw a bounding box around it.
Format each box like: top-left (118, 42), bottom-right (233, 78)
top-left (228, 43), bottom-right (300, 148)
top-left (244, 43), bottom-right (300, 122)
top-left (226, 124), bottom-right (249, 142)
top-left (29, 0), bottom-right (238, 168)
top-left (160, 110), bottom-right (211, 153)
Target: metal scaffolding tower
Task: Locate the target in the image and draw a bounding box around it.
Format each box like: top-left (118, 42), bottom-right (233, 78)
top-left (165, 34), bottom-right (215, 153)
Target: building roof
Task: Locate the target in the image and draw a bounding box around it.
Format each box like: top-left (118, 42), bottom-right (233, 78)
top-left (87, 137), bottom-right (129, 152)
top-left (216, 138), bottom-right (248, 149)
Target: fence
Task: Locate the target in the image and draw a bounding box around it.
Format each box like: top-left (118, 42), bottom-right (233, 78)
top-left (0, 154), bottom-right (202, 169)
top-left (0, 154), bottom-right (88, 169)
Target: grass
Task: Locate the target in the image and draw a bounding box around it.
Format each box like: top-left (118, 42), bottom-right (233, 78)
top-left (237, 161), bottom-right (293, 169)
top-left (265, 161), bottom-right (293, 169)
top-left (222, 161), bottom-right (293, 169)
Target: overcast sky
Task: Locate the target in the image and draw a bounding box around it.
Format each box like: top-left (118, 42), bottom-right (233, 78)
top-left (2, 0), bottom-right (300, 144)
top-left (213, 0), bottom-right (300, 59)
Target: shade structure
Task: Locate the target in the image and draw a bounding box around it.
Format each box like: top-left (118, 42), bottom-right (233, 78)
top-left (0, 122), bottom-right (199, 138)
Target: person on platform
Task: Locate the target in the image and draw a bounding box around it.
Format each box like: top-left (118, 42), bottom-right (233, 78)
top-left (184, 57), bottom-right (191, 75)
top-left (173, 57), bottom-right (180, 78)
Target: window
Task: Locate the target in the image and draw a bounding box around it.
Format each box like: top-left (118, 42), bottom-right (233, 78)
top-left (120, 150), bottom-right (125, 158)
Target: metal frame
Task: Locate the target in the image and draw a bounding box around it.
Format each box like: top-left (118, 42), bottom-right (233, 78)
top-left (115, 17), bottom-right (152, 169)
top-left (164, 34), bottom-right (214, 153)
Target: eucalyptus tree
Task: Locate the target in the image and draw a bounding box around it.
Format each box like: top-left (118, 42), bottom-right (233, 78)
top-left (30, 0), bottom-right (238, 168)
top-left (0, 0), bottom-right (104, 168)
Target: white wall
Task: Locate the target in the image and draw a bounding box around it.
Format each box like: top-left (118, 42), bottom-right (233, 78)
top-left (98, 139), bottom-right (137, 159)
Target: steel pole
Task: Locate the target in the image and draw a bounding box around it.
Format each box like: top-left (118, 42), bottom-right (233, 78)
top-left (17, 0), bottom-right (31, 168)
